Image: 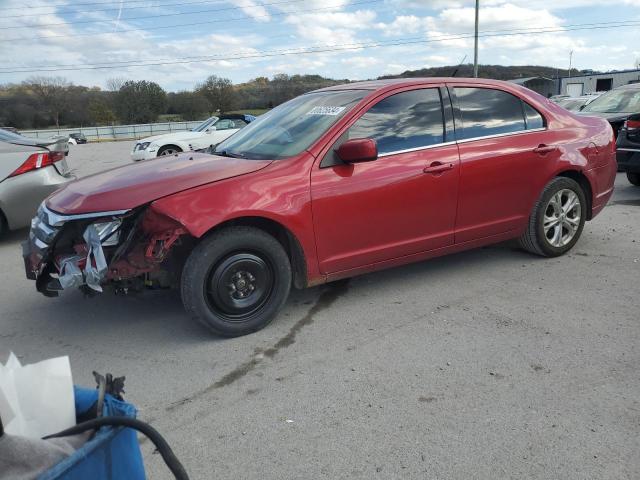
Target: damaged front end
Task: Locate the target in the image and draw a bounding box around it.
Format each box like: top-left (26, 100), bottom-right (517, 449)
top-left (23, 203), bottom-right (191, 297)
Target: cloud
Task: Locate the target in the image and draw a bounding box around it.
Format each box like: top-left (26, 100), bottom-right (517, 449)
top-left (284, 10), bottom-right (377, 45)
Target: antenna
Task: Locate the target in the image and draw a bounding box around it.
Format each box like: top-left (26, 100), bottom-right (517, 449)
top-left (450, 54), bottom-right (468, 77)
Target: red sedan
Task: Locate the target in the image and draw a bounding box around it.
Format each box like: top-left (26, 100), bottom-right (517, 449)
top-left (24, 78), bottom-right (616, 336)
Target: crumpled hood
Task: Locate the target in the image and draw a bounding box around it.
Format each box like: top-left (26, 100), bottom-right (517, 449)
top-left (46, 153), bottom-right (272, 215)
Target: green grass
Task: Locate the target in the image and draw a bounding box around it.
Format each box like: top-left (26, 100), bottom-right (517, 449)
top-left (226, 109), bottom-right (270, 116)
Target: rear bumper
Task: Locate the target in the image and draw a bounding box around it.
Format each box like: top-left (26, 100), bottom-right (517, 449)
top-left (0, 165), bottom-right (74, 231)
top-left (616, 148), bottom-right (640, 173)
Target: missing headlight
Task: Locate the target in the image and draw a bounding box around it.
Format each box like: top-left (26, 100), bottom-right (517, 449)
top-left (93, 219), bottom-right (122, 247)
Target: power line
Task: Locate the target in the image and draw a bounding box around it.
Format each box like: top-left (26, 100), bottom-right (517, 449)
top-left (2, 21), bottom-right (639, 74)
top-left (0, 0), bottom-right (220, 12)
top-left (0, 0), bottom-right (382, 41)
top-left (2, 0), bottom-right (229, 18)
top-left (0, 0), bottom-right (315, 29)
top-left (3, 19), bottom-right (638, 72)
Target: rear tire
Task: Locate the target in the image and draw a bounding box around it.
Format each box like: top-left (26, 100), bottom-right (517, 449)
top-left (181, 226), bottom-right (292, 337)
top-left (0, 210), bottom-right (6, 240)
top-left (627, 172), bottom-right (640, 186)
top-left (519, 177), bottom-right (586, 257)
top-left (157, 145), bottom-right (182, 156)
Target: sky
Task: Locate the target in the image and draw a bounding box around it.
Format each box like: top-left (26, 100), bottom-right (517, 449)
top-left (0, 0), bottom-right (639, 91)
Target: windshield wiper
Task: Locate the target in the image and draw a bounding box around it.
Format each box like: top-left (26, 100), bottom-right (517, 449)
top-left (215, 149), bottom-right (245, 158)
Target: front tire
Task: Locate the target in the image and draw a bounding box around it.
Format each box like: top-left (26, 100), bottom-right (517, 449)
top-left (519, 177), bottom-right (587, 257)
top-left (157, 145), bottom-right (182, 156)
top-left (181, 226), bottom-right (292, 337)
top-left (627, 172), bottom-right (640, 186)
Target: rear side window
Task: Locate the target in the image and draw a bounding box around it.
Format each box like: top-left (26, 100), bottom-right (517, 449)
top-left (347, 88), bottom-right (444, 155)
top-left (454, 87), bottom-right (526, 140)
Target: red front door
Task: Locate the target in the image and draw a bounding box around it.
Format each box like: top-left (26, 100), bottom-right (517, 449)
top-left (310, 87), bottom-right (460, 274)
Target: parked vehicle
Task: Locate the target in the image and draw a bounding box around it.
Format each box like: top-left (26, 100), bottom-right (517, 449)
top-left (130, 114), bottom-right (256, 161)
top-left (616, 113), bottom-right (640, 186)
top-left (68, 133), bottom-right (88, 145)
top-left (579, 83), bottom-right (640, 138)
top-left (556, 93), bottom-right (601, 112)
top-left (0, 129), bottom-right (73, 238)
top-left (23, 78), bottom-right (616, 336)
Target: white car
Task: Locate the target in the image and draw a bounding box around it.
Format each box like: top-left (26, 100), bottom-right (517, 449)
top-left (131, 114), bottom-right (255, 161)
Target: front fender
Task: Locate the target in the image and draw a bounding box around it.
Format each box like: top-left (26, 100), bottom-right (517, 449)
top-left (149, 157), bottom-right (323, 285)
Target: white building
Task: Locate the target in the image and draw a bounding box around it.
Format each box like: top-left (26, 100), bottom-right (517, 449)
top-left (559, 69), bottom-right (640, 97)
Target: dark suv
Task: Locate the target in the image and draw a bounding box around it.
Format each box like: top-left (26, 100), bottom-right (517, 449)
top-left (579, 83), bottom-right (640, 185)
top-left (616, 113), bottom-right (640, 186)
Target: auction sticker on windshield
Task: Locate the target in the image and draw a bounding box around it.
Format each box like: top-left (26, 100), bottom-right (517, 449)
top-left (307, 106), bottom-right (346, 116)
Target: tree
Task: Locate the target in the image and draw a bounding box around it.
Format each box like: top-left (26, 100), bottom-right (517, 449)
top-left (106, 77), bottom-right (128, 92)
top-left (114, 80), bottom-right (167, 124)
top-left (88, 98), bottom-right (116, 125)
top-left (197, 75), bottom-right (236, 113)
top-left (24, 76), bottom-right (71, 128)
top-left (167, 91), bottom-right (210, 120)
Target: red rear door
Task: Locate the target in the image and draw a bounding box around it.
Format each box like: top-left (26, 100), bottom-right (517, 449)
top-left (311, 86), bottom-right (460, 274)
top-left (449, 84), bottom-right (555, 243)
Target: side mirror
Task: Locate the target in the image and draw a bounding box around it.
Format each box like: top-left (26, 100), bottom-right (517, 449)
top-left (336, 138), bottom-right (378, 163)
top-left (205, 126), bottom-right (217, 133)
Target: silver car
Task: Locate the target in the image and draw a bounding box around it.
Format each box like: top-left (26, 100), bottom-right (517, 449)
top-left (0, 130), bottom-right (74, 238)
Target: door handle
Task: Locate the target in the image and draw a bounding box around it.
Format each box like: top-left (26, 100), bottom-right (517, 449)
top-left (533, 144), bottom-right (557, 155)
top-left (423, 162), bottom-right (454, 174)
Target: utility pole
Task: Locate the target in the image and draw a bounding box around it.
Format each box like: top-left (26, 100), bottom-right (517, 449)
top-left (568, 50), bottom-right (573, 77)
top-left (473, 0), bottom-right (479, 77)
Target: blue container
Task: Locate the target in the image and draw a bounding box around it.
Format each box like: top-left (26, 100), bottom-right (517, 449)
top-left (38, 387), bottom-right (146, 480)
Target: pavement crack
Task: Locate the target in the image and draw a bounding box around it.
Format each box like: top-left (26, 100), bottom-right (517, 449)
top-left (164, 280), bottom-right (349, 411)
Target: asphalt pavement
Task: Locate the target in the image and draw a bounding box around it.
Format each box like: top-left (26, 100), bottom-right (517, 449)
top-left (1, 141), bottom-right (638, 479)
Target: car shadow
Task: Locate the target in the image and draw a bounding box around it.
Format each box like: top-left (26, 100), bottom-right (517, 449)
top-left (8, 240), bottom-right (534, 348)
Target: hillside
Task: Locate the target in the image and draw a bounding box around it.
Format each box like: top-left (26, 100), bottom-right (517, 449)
top-left (378, 64), bottom-right (583, 80)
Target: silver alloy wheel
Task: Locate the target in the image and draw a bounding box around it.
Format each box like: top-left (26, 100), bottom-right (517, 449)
top-left (159, 147), bottom-right (178, 155)
top-left (543, 188), bottom-right (581, 247)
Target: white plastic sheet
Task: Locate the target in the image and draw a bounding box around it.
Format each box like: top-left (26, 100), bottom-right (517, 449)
top-left (0, 353), bottom-right (76, 439)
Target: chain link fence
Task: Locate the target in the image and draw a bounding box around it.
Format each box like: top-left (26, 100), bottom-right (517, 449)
top-left (19, 121), bottom-right (204, 142)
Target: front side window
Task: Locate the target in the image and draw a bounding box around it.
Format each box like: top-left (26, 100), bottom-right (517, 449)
top-left (455, 87), bottom-right (526, 140)
top-left (347, 88), bottom-right (444, 155)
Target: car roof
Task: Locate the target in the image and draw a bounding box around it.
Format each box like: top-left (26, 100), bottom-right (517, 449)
top-left (313, 77), bottom-right (517, 93)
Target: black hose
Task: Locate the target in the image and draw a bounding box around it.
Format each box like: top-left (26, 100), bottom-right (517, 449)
top-left (43, 416), bottom-right (189, 480)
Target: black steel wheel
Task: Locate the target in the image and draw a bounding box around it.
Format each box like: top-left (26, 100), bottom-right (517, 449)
top-left (181, 226), bottom-right (292, 337)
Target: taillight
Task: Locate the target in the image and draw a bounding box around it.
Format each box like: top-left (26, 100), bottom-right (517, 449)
top-left (624, 119), bottom-right (640, 130)
top-left (9, 152), bottom-right (57, 177)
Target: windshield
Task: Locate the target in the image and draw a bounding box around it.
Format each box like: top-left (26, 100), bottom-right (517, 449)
top-left (0, 128), bottom-right (35, 144)
top-left (582, 88), bottom-right (640, 114)
top-left (214, 90), bottom-right (367, 160)
top-left (558, 98), bottom-right (587, 111)
top-left (192, 117), bottom-right (218, 132)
